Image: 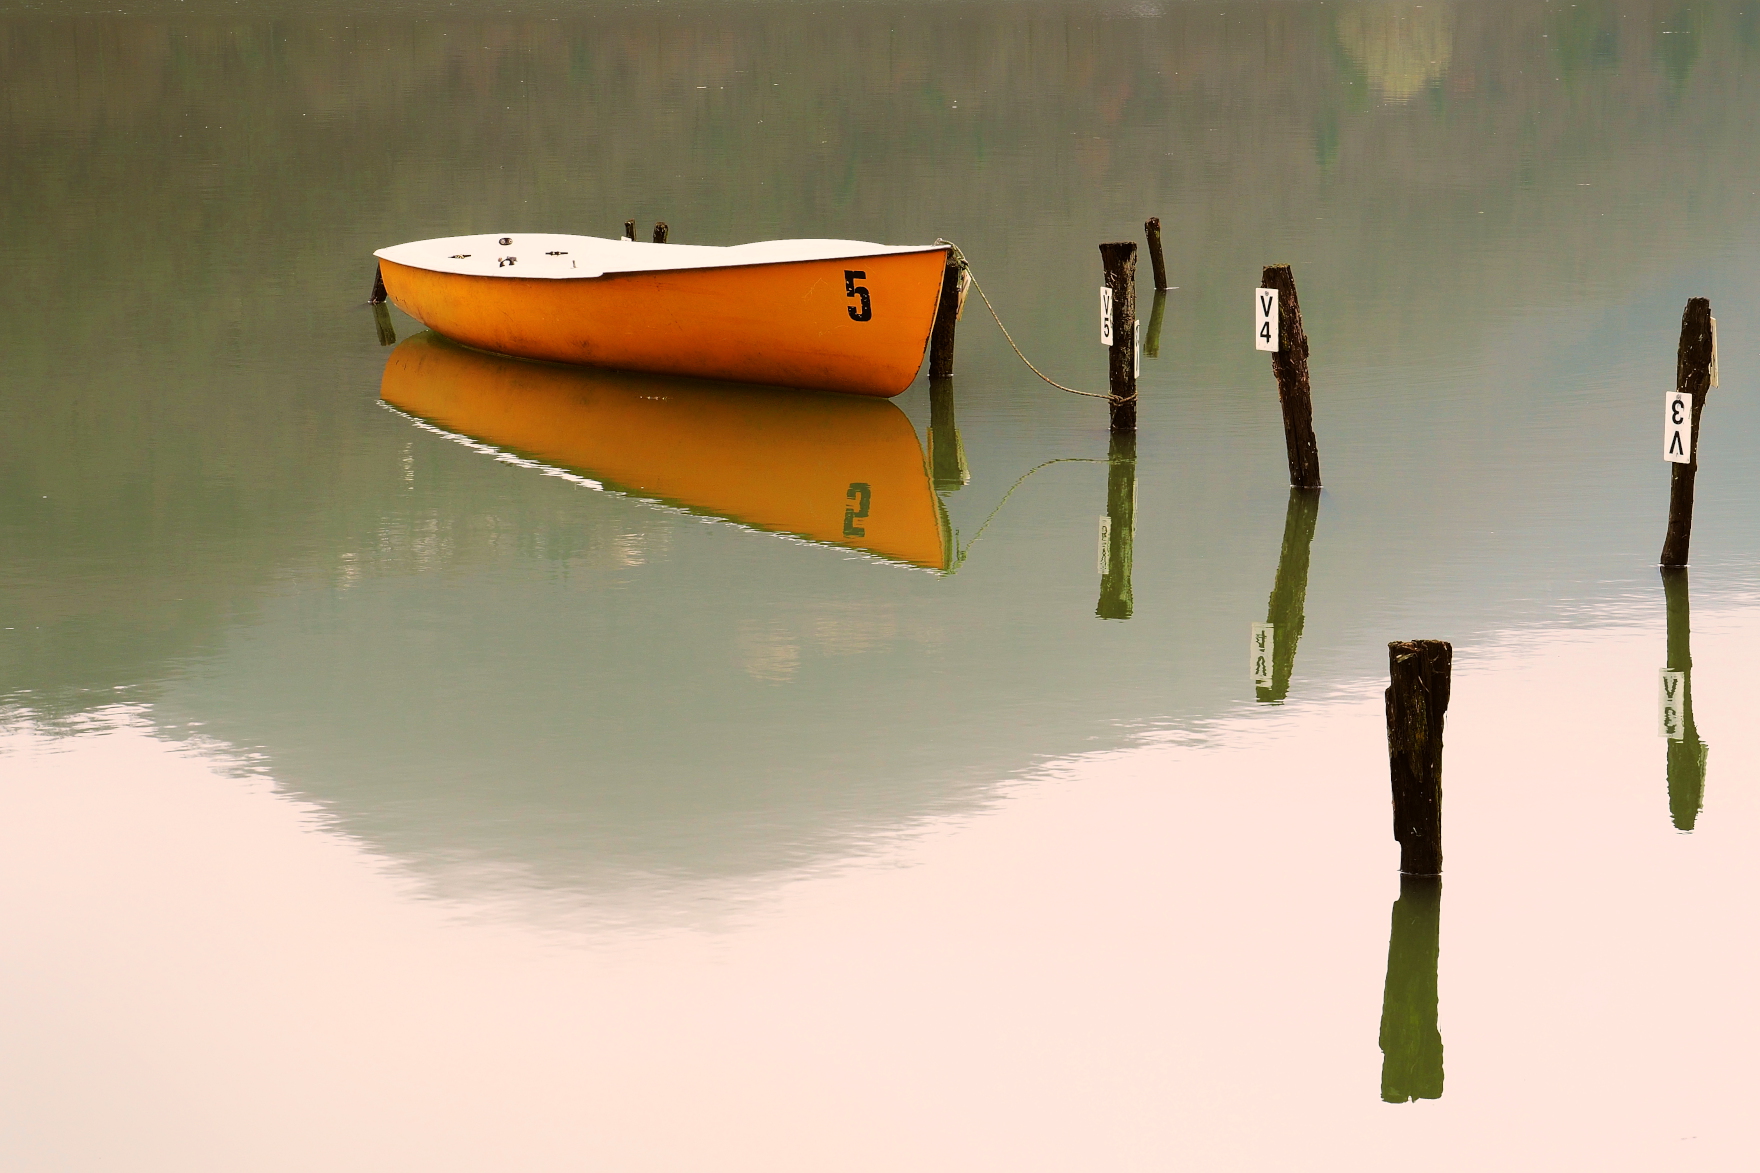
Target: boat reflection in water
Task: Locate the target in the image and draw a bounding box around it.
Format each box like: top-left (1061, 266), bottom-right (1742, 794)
top-left (380, 332), bottom-right (949, 570)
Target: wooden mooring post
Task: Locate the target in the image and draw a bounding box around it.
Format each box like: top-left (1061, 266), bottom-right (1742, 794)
top-left (1386, 639), bottom-right (1451, 876)
top-left (1660, 297), bottom-right (1715, 567)
top-left (652, 221), bottom-right (670, 243)
top-left (929, 253), bottom-right (964, 379)
top-left (1259, 264), bottom-right (1321, 489)
top-left (1100, 241), bottom-right (1138, 433)
top-left (1144, 217), bottom-right (1169, 291)
top-left (623, 219), bottom-right (636, 241)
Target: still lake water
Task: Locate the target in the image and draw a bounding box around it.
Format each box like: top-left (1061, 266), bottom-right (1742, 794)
top-left (4, 0), bottom-right (1759, 1166)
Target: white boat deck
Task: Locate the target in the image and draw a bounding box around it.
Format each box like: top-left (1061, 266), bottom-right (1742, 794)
top-left (374, 233), bottom-right (945, 280)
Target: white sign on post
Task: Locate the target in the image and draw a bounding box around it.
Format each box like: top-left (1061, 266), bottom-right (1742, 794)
top-left (1665, 391), bottom-right (1692, 464)
top-left (1097, 516), bottom-right (1112, 574)
top-left (1659, 669), bottom-right (1685, 740)
top-left (1255, 287), bottom-right (1278, 352)
top-left (1251, 622), bottom-right (1275, 689)
top-left (1710, 316), bottom-right (1719, 388)
top-left (1100, 287), bottom-right (1114, 347)
top-left (1133, 318), bottom-right (1141, 378)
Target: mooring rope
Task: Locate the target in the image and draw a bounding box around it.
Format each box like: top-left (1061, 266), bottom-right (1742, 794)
top-left (935, 240), bottom-right (1133, 404)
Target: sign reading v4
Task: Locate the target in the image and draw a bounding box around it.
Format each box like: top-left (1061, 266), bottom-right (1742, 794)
top-left (1255, 287), bottom-right (1278, 352)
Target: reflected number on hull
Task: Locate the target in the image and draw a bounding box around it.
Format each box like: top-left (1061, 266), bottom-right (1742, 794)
top-left (844, 482), bottom-right (872, 537)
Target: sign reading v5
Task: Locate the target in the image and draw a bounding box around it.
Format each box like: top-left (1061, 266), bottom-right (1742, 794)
top-left (844, 271), bottom-right (872, 322)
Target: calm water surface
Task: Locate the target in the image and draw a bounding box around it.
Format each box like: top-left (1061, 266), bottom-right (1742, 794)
top-left (3, 1), bottom-right (1759, 1167)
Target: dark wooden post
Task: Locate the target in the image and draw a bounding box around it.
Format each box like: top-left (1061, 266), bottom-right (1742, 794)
top-left (1661, 298), bottom-right (1714, 567)
top-left (1260, 264), bottom-right (1321, 489)
top-left (1143, 290), bottom-right (1168, 360)
top-left (1096, 431), bottom-right (1136, 620)
top-left (1661, 567), bottom-right (1709, 830)
top-left (1144, 217), bottom-right (1169, 291)
top-left (1386, 639), bottom-right (1451, 876)
top-left (1255, 487), bottom-right (1321, 703)
top-left (368, 262), bottom-right (388, 304)
top-left (1100, 242), bottom-right (1137, 433)
top-left (652, 222), bottom-right (669, 243)
top-left (929, 253), bottom-right (963, 379)
top-left (927, 377), bottom-right (969, 492)
top-left (623, 219), bottom-right (636, 241)
top-left (1379, 874), bottom-right (1444, 1103)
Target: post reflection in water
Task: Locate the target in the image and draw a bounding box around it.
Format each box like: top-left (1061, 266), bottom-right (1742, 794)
top-left (1660, 567), bottom-right (1709, 831)
top-left (371, 302), bottom-right (397, 348)
top-left (380, 332), bottom-right (950, 571)
top-left (1096, 432), bottom-right (1136, 620)
top-left (1143, 290), bottom-right (1168, 360)
top-left (1379, 874), bottom-right (1444, 1103)
top-left (1255, 488), bottom-right (1321, 702)
top-left (926, 376), bottom-right (970, 493)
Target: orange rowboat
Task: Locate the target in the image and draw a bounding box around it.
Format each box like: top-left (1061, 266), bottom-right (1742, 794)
top-left (373, 233), bottom-right (952, 398)
top-left (381, 332), bottom-right (950, 570)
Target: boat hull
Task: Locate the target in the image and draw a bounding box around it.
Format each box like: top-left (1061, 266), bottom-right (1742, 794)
top-left (378, 248), bottom-right (949, 398)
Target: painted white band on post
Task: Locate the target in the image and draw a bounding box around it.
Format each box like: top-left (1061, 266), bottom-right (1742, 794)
top-left (1665, 391), bottom-right (1692, 464)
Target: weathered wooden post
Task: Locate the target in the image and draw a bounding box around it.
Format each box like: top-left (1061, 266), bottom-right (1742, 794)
top-left (1144, 290), bottom-right (1168, 360)
top-left (927, 378), bottom-right (969, 492)
top-left (1661, 567), bottom-right (1709, 830)
top-left (928, 253), bottom-right (964, 379)
top-left (1258, 265), bottom-right (1321, 489)
top-left (652, 222), bottom-right (670, 243)
top-left (1099, 242), bottom-right (1138, 433)
top-left (1379, 874), bottom-right (1444, 1103)
top-left (1254, 487), bottom-right (1321, 702)
top-left (1386, 639), bottom-right (1451, 876)
top-left (623, 219), bottom-right (636, 241)
top-left (1144, 217), bottom-right (1169, 291)
top-left (369, 262), bottom-right (387, 305)
top-left (1661, 298), bottom-right (1715, 567)
top-left (1096, 431), bottom-right (1136, 620)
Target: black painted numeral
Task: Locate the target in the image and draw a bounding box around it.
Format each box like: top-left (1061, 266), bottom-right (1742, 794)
top-left (844, 271), bottom-right (872, 322)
